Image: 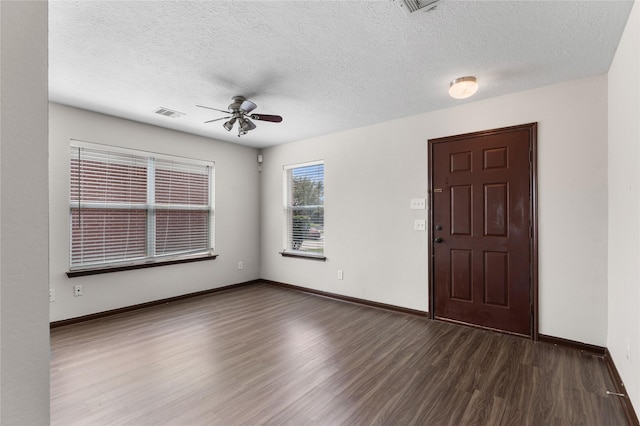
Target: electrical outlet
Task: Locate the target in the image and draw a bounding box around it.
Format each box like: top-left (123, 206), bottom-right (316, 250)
top-left (238, 261), bottom-right (244, 270)
top-left (337, 270), bottom-right (343, 280)
top-left (414, 219), bottom-right (426, 231)
top-left (49, 289), bottom-right (55, 303)
top-left (74, 285), bottom-right (83, 297)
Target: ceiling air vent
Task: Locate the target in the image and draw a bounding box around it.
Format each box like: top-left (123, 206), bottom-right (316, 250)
top-left (393, 0), bottom-right (440, 15)
top-left (154, 107), bottom-right (185, 118)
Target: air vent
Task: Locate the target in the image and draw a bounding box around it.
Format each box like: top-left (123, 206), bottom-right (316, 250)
top-left (154, 107), bottom-right (185, 118)
top-left (393, 0), bottom-right (440, 15)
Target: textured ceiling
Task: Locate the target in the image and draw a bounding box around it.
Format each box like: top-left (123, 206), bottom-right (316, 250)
top-left (49, 1), bottom-right (634, 149)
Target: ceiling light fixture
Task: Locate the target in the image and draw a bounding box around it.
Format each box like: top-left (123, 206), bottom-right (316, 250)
top-left (223, 117), bottom-right (236, 131)
top-left (449, 76), bottom-right (478, 99)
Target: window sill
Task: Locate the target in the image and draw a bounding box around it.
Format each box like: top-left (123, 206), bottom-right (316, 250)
top-left (279, 251), bottom-right (327, 261)
top-left (66, 254), bottom-right (218, 278)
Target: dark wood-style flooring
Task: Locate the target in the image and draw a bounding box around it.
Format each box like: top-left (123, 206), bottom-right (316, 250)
top-left (51, 283), bottom-right (629, 425)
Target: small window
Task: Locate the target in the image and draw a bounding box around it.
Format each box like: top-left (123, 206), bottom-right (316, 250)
top-left (283, 161), bottom-right (324, 258)
top-left (69, 141), bottom-right (214, 272)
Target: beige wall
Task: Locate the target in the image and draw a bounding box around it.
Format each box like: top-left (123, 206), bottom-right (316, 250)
top-left (0, 1), bottom-right (50, 424)
top-left (608, 0), bottom-right (640, 412)
top-left (49, 104), bottom-right (261, 321)
top-left (261, 75), bottom-right (609, 346)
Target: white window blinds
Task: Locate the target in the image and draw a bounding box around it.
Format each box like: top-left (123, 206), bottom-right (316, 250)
top-left (154, 158), bottom-right (211, 257)
top-left (283, 161), bottom-right (324, 256)
top-left (70, 142), bottom-right (214, 271)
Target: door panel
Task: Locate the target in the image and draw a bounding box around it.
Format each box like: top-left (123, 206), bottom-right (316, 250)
top-left (451, 249), bottom-right (472, 301)
top-left (429, 123), bottom-right (536, 336)
top-left (484, 183), bottom-right (508, 236)
top-left (483, 251), bottom-right (508, 306)
top-left (451, 185), bottom-right (472, 235)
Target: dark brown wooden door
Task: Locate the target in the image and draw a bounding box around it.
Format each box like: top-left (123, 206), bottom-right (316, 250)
top-left (429, 123), bottom-right (536, 336)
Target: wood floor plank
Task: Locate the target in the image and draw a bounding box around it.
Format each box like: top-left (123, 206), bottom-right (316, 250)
top-left (51, 283), bottom-right (630, 425)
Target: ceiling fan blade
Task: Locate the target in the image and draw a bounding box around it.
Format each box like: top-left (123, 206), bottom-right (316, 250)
top-left (204, 116), bottom-right (230, 124)
top-left (196, 104), bottom-right (231, 114)
top-left (240, 99), bottom-right (257, 114)
top-left (250, 114), bottom-right (283, 123)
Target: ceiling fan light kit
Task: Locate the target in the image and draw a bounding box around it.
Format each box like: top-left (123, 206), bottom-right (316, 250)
top-left (197, 96), bottom-right (282, 137)
top-left (449, 76), bottom-right (478, 99)
top-left (223, 117), bottom-right (235, 131)
top-left (240, 99), bottom-right (257, 114)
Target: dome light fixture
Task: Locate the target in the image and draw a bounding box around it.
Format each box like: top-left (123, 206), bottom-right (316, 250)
top-left (449, 76), bottom-right (478, 99)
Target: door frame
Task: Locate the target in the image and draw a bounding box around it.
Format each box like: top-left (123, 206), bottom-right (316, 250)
top-left (427, 123), bottom-right (539, 340)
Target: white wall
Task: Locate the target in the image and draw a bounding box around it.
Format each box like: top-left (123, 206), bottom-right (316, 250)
top-left (261, 75), bottom-right (609, 346)
top-left (50, 104), bottom-right (261, 322)
top-left (608, 0), bottom-right (640, 412)
top-left (0, 1), bottom-right (50, 424)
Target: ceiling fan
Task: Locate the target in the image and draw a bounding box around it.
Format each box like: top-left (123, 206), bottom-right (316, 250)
top-left (196, 96), bottom-right (283, 137)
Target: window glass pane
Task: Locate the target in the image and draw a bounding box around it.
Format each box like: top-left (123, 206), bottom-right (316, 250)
top-left (70, 148), bottom-right (147, 204)
top-left (70, 208), bottom-right (147, 267)
top-left (156, 210), bottom-right (210, 256)
top-left (155, 159), bottom-right (210, 206)
top-left (289, 164), bottom-right (324, 207)
top-left (285, 162), bottom-right (324, 255)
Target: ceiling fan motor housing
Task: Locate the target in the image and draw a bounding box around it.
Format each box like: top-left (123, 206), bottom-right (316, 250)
top-left (229, 96), bottom-right (244, 111)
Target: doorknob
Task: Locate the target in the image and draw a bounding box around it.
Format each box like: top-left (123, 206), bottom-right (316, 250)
top-left (434, 237), bottom-right (443, 243)
top-left (435, 225), bottom-right (442, 231)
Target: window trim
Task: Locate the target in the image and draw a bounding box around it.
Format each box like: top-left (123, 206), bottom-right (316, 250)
top-left (66, 253), bottom-right (218, 278)
top-left (279, 251), bottom-right (327, 261)
top-left (282, 160), bottom-right (325, 259)
top-left (69, 140), bottom-right (216, 274)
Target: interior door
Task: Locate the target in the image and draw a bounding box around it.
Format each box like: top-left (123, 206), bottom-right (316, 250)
top-left (429, 123), bottom-right (537, 337)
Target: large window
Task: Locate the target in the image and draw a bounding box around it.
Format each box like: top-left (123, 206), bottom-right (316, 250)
top-left (283, 161), bottom-right (324, 258)
top-left (69, 141), bottom-right (214, 272)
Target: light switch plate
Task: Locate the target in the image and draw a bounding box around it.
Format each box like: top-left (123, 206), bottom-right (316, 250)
top-left (414, 219), bottom-right (426, 231)
top-left (410, 198), bottom-right (426, 209)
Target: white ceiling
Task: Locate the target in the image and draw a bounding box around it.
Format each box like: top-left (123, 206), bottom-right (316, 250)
top-left (49, 0), bottom-right (634, 149)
